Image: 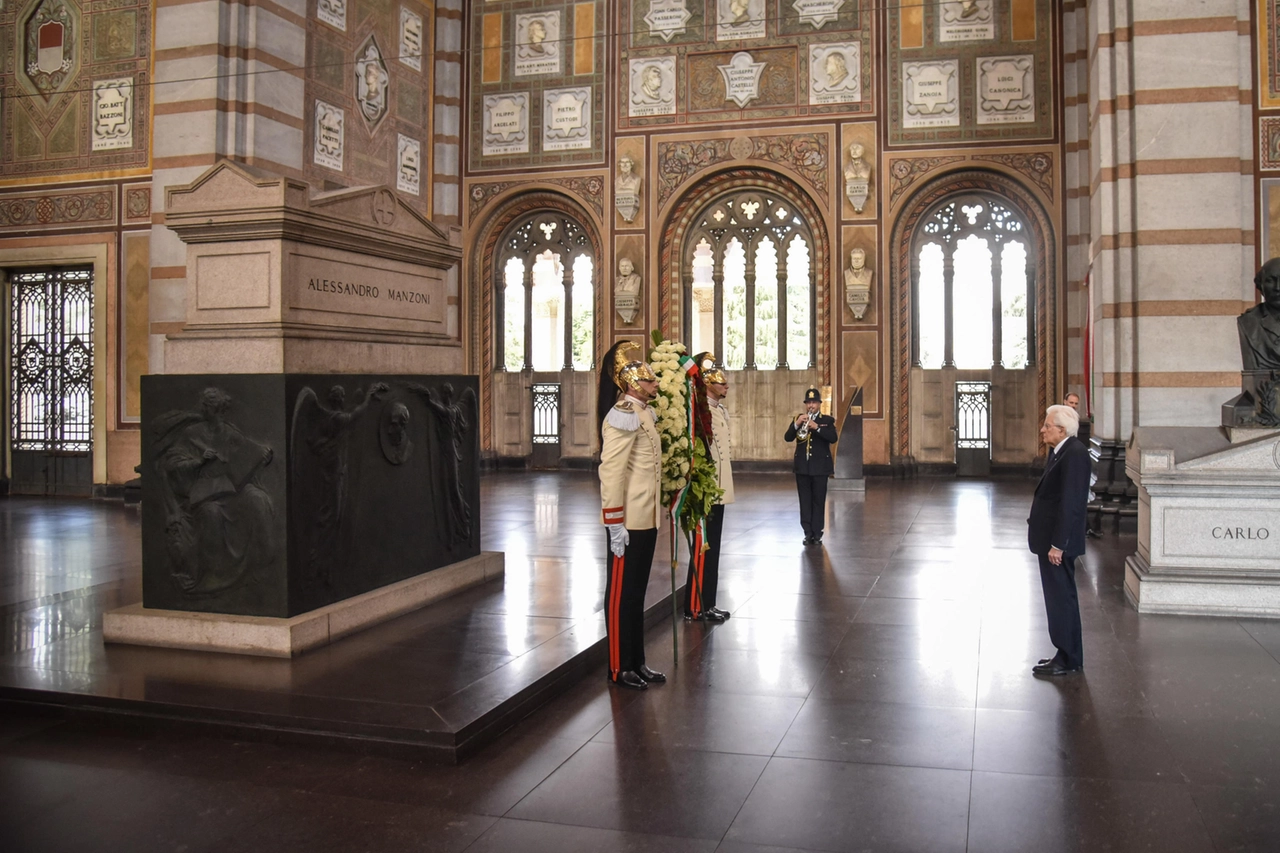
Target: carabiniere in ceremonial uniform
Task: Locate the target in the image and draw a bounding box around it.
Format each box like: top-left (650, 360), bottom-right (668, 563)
top-left (596, 341), bottom-right (666, 691)
top-left (784, 387), bottom-right (838, 545)
top-left (684, 352), bottom-right (733, 623)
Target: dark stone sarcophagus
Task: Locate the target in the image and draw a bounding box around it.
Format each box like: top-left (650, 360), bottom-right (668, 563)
top-left (141, 374), bottom-right (480, 617)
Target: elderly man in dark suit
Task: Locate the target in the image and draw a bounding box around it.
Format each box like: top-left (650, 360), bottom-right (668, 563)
top-left (1028, 404), bottom-right (1090, 677)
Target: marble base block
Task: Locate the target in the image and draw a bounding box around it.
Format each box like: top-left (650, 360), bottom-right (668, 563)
top-left (1126, 426), bottom-right (1280, 617)
top-left (105, 551), bottom-right (504, 657)
top-left (829, 477), bottom-right (866, 491)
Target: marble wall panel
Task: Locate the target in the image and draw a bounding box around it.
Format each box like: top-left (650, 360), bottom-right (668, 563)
top-left (1133, 33), bottom-right (1242, 90)
top-left (1134, 173), bottom-right (1248, 231)
top-left (1134, 316), bottom-right (1241, 371)
top-left (1134, 245), bottom-right (1254, 301)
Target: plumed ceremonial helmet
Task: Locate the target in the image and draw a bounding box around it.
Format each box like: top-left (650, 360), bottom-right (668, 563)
top-left (612, 340), bottom-right (657, 392)
top-left (804, 387), bottom-right (822, 403)
top-left (695, 351), bottom-right (726, 385)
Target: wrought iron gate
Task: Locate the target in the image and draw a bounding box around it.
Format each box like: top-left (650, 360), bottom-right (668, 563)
top-left (8, 267), bottom-right (94, 495)
top-left (954, 380), bottom-right (991, 477)
top-left (531, 382), bottom-right (560, 469)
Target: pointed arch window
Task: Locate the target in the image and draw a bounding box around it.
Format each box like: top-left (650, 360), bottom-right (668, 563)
top-left (682, 191), bottom-right (815, 369)
top-left (913, 196), bottom-right (1033, 370)
top-left (497, 213), bottom-right (595, 371)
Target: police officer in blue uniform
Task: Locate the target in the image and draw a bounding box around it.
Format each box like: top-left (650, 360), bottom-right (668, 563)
top-left (784, 388), bottom-right (838, 545)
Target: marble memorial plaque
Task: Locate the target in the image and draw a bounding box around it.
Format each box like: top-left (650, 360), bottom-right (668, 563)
top-left (938, 0), bottom-right (993, 43)
top-left (543, 87), bottom-right (591, 151)
top-left (645, 0), bottom-right (692, 42)
top-left (482, 93), bottom-right (529, 155)
top-left (399, 7), bottom-right (424, 71)
top-left (317, 0), bottom-right (346, 31)
top-left (903, 60), bottom-right (959, 128)
top-left (1162, 507), bottom-right (1280, 560)
top-left (793, 0), bottom-right (844, 29)
top-left (718, 52), bottom-right (766, 108)
top-left (717, 0), bottom-right (765, 41)
top-left (397, 134), bottom-right (421, 196)
top-left (809, 43), bottom-right (860, 105)
top-left (629, 57), bottom-right (677, 117)
top-left (91, 77), bottom-right (133, 151)
top-left (976, 55), bottom-right (1034, 124)
top-left (515, 12), bottom-right (561, 77)
top-left (313, 100), bottom-right (345, 170)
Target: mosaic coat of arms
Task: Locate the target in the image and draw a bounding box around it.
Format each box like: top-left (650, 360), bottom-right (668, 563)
top-left (24, 0), bottom-right (79, 100)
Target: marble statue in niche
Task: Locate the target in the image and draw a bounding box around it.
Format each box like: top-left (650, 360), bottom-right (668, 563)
top-left (483, 93), bottom-right (529, 155)
top-left (629, 57), bottom-right (676, 117)
top-left (615, 155), bottom-right (642, 222)
top-left (717, 0), bottom-right (765, 40)
top-left (809, 42), bottom-right (860, 105)
top-left (397, 134), bottom-right (421, 196)
top-left (515, 12), bottom-right (561, 76)
top-left (152, 387), bottom-right (276, 596)
top-left (399, 7), bottom-right (424, 71)
top-left (615, 257), bottom-right (642, 324)
top-left (313, 101), bottom-right (345, 170)
top-left (355, 38), bottom-right (390, 127)
top-left (843, 248), bottom-right (873, 320)
top-left (407, 382), bottom-right (477, 548)
top-left (290, 383), bottom-right (388, 591)
top-left (843, 142), bottom-right (871, 213)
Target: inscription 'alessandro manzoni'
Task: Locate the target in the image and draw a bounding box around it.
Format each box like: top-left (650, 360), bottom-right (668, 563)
top-left (306, 278), bottom-right (431, 305)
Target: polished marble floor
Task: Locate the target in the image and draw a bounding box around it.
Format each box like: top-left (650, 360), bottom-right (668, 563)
top-left (3, 472), bottom-right (1280, 852)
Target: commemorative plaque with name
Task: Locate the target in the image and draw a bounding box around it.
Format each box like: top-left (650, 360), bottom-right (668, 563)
top-left (291, 252), bottom-right (444, 326)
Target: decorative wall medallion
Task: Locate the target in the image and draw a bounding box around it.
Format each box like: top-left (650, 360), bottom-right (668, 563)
top-left (629, 57), bottom-right (676, 117)
top-left (91, 78), bottom-right (133, 151)
top-left (515, 12), bottom-right (561, 77)
top-left (809, 42), bottom-right (860, 105)
top-left (543, 87), bottom-right (591, 151)
top-left (716, 0), bottom-right (765, 41)
top-left (399, 7), bottom-right (424, 71)
top-left (976, 56), bottom-right (1034, 124)
top-left (317, 0), bottom-right (346, 31)
top-left (902, 60), bottom-right (959, 128)
top-left (355, 36), bottom-right (390, 128)
top-left (718, 52), bottom-right (766, 108)
top-left (24, 0), bottom-right (78, 100)
top-left (125, 186), bottom-right (151, 222)
top-left (792, 0), bottom-right (844, 29)
top-left (645, 0), bottom-right (692, 42)
top-left (397, 134), bottom-right (421, 196)
top-left (372, 189), bottom-right (396, 226)
top-left (1261, 118), bottom-right (1280, 171)
top-left (482, 93), bottom-right (529, 155)
top-left (313, 100), bottom-right (345, 171)
top-left (938, 0), bottom-right (994, 43)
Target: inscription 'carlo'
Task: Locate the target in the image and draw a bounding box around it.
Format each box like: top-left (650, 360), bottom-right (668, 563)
top-left (1211, 526), bottom-right (1270, 540)
top-left (307, 278), bottom-right (431, 305)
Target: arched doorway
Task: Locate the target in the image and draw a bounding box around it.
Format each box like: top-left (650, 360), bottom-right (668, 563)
top-left (890, 170), bottom-right (1056, 471)
top-left (472, 192), bottom-right (602, 466)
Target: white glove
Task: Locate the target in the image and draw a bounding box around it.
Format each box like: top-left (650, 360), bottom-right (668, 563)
top-left (607, 524), bottom-right (629, 557)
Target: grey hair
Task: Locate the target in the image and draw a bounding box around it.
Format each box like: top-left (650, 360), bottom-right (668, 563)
top-left (1046, 404), bottom-right (1079, 437)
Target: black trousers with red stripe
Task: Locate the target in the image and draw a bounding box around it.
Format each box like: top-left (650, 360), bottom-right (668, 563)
top-left (604, 527), bottom-right (657, 680)
top-left (684, 503), bottom-right (725, 615)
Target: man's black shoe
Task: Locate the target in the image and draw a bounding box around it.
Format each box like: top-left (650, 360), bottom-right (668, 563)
top-left (637, 664), bottom-right (666, 683)
top-left (613, 670), bottom-right (648, 690)
top-left (1032, 662), bottom-right (1081, 677)
top-left (708, 607), bottom-right (730, 620)
top-left (802, 536), bottom-right (813, 545)
top-left (702, 609), bottom-right (727, 623)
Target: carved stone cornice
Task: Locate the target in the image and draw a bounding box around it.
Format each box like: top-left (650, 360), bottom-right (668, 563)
top-left (657, 132), bottom-right (829, 210)
top-left (468, 175), bottom-right (605, 221)
top-left (971, 152), bottom-right (1054, 201)
top-left (887, 156), bottom-right (966, 208)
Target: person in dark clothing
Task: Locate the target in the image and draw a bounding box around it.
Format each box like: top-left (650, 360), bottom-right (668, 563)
top-left (784, 388), bottom-right (838, 546)
top-left (1028, 404), bottom-right (1091, 677)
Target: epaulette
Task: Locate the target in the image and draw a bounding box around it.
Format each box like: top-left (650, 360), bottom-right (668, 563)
top-left (605, 400), bottom-right (641, 431)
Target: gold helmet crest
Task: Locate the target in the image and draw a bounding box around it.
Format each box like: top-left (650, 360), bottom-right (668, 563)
top-left (612, 340), bottom-right (657, 393)
top-left (698, 352), bottom-right (726, 385)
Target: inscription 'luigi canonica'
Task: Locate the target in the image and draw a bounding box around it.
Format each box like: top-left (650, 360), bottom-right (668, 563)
top-left (1212, 526), bottom-right (1270, 540)
top-left (307, 278), bottom-right (431, 305)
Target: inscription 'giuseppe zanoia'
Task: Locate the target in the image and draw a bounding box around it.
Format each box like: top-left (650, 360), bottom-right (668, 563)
top-left (1212, 526), bottom-right (1270, 540)
top-left (307, 278), bottom-right (431, 305)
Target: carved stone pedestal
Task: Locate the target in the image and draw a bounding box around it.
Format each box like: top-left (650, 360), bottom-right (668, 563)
top-left (1125, 426), bottom-right (1280, 617)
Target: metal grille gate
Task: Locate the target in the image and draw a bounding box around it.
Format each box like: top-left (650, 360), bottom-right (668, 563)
top-left (8, 267), bottom-right (94, 495)
top-left (531, 382), bottom-right (560, 469)
top-left (954, 381), bottom-right (991, 477)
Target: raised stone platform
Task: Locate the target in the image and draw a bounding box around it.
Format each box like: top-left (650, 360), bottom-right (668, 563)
top-left (1126, 426), bottom-right (1280, 617)
top-left (105, 552), bottom-right (504, 657)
